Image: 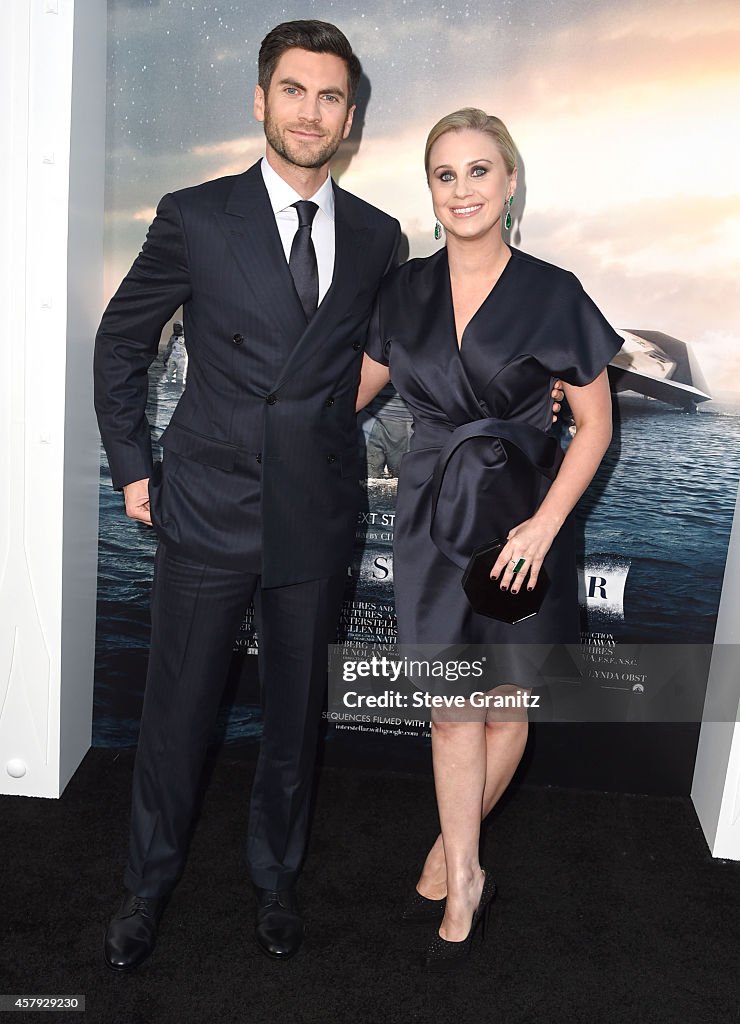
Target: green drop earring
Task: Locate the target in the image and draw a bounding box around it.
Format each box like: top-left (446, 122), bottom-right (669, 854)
top-left (434, 220), bottom-right (442, 240)
top-left (504, 194), bottom-right (514, 231)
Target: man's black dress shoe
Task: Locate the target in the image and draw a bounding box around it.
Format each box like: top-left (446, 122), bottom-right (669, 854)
top-left (254, 886), bottom-right (303, 959)
top-left (103, 891), bottom-right (165, 972)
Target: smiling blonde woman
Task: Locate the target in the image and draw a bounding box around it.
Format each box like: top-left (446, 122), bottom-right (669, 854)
top-left (357, 107), bottom-right (621, 972)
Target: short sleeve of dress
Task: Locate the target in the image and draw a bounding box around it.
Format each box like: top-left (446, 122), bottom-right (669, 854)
top-left (364, 293), bottom-right (390, 366)
top-left (547, 274), bottom-right (623, 386)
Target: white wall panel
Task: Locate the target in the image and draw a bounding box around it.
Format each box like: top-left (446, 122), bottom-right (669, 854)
top-left (0, 0), bottom-right (105, 797)
top-left (692, 482), bottom-right (740, 860)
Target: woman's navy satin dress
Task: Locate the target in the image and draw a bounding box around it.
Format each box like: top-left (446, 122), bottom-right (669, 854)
top-left (366, 247), bottom-right (622, 680)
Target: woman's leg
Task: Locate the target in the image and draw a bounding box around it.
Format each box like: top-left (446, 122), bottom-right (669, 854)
top-left (430, 717), bottom-right (487, 940)
top-left (417, 687), bottom-right (529, 901)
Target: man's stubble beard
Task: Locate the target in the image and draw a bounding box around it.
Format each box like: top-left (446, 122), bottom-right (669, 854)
top-left (263, 105), bottom-right (345, 171)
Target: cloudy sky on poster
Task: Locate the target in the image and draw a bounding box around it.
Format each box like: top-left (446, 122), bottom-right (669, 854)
top-left (105, 0), bottom-right (740, 391)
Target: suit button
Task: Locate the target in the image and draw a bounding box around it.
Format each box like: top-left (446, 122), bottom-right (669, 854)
top-left (266, 393), bottom-right (277, 405)
top-left (327, 454), bottom-right (337, 464)
top-left (352, 341), bottom-right (362, 351)
top-left (232, 333), bottom-right (244, 345)
top-left (256, 453), bottom-right (262, 464)
top-left (325, 396), bottom-right (335, 407)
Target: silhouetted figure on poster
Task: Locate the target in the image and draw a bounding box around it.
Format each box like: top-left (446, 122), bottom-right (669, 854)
top-left (365, 383), bottom-right (412, 478)
top-left (161, 321), bottom-right (187, 385)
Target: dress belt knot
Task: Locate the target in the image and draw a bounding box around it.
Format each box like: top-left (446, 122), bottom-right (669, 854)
top-left (412, 416), bottom-right (562, 569)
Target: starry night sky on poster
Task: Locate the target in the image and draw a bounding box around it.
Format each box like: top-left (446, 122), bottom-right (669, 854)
top-left (104, 0), bottom-right (574, 220)
top-left (107, 0), bottom-right (566, 161)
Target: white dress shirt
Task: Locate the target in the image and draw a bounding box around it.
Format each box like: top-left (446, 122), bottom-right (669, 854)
top-left (260, 157), bottom-right (335, 306)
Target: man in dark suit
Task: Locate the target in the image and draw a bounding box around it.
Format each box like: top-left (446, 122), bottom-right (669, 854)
top-left (94, 20), bottom-right (400, 971)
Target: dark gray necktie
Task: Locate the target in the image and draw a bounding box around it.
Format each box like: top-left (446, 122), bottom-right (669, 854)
top-left (289, 200), bottom-right (319, 319)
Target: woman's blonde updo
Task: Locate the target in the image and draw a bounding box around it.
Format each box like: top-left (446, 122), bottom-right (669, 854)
top-left (424, 108), bottom-right (518, 180)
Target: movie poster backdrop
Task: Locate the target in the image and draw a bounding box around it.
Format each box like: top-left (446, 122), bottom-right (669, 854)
top-left (94, 0), bottom-right (740, 785)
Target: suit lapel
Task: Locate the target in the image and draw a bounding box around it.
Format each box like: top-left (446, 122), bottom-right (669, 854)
top-left (213, 163), bottom-right (307, 340)
top-left (271, 182), bottom-right (370, 389)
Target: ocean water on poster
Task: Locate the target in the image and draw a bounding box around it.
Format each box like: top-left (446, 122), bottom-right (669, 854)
top-left (93, 369), bottom-right (740, 745)
top-left (577, 394), bottom-right (740, 644)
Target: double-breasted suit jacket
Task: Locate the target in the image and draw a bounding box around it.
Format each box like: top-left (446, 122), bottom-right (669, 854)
top-left (94, 161), bottom-right (401, 587)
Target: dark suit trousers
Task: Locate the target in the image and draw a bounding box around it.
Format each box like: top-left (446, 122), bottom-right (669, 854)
top-left (123, 543), bottom-right (345, 897)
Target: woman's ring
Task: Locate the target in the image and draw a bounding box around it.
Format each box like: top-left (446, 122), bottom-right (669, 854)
top-left (510, 558), bottom-right (526, 574)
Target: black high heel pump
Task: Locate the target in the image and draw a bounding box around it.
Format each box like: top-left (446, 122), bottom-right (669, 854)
top-left (422, 872), bottom-right (496, 972)
top-left (401, 888), bottom-right (446, 923)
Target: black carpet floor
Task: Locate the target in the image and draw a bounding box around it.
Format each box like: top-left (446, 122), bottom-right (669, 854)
top-left (2, 748), bottom-right (739, 1024)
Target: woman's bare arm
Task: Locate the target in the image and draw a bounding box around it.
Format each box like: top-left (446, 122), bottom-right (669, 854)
top-left (356, 353), bottom-right (391, 412)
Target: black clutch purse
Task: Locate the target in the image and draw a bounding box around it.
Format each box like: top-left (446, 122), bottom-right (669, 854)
top-left (462, 540), bottom-right (550, 624)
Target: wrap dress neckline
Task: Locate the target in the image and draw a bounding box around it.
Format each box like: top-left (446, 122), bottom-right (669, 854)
top-left (444, 244), bottom-right (515, 352)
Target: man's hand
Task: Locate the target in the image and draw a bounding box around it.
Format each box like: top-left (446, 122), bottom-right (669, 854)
top-left (551, 379), bottom-right (565, 422)
top-left (123, 478), bottom-right (152, 525)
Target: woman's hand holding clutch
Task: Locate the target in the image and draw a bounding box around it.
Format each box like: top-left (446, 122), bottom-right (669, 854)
top-left (490, 373), bottom-right (613, 594)
top-left (490, 516), bottom-right (559, 594)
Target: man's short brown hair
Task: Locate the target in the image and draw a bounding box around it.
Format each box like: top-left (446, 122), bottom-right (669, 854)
top-left (258, 20), bottom-right (362, 106)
